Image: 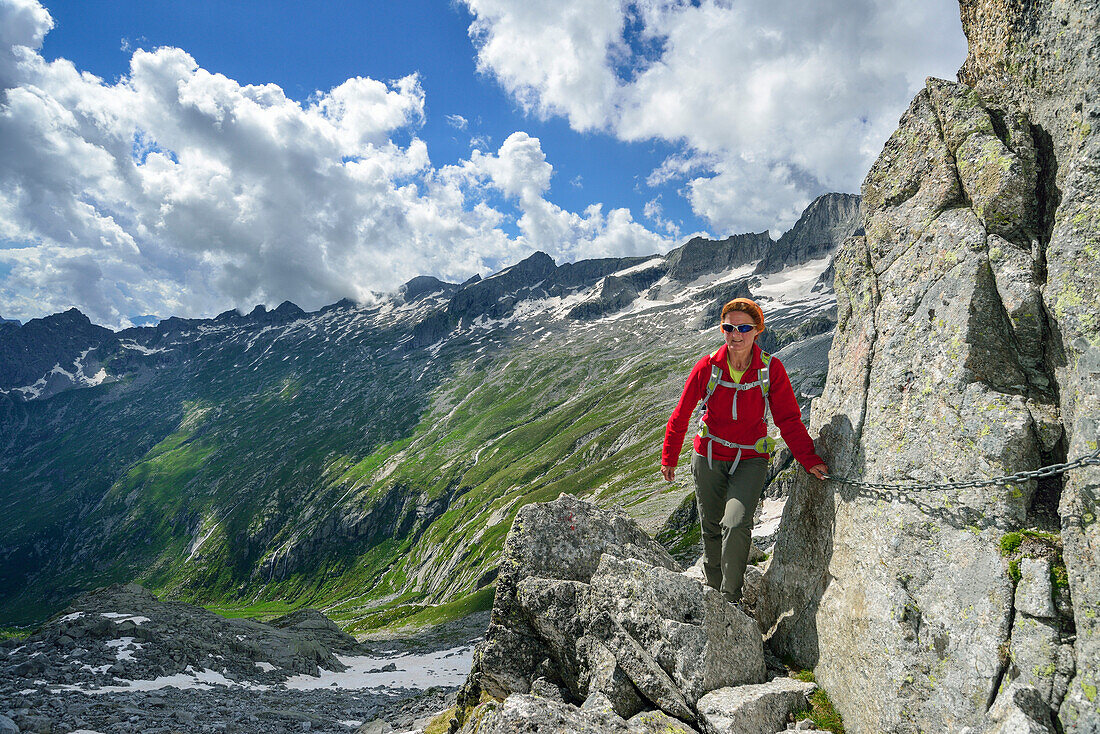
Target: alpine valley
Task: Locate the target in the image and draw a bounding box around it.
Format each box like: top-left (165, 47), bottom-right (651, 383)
top-left (0, 193), bottom-right (861, 634)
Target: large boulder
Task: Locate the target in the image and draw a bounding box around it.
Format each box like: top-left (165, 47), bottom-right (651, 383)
top-left (462, 493), bottom-right (681, 701)
top-left (587, 555), bottom-right (765, 702)
top-left (457, 494), bottom-right (768, 729)
top-left (695, 678), bottom-right (817, 734)
top-left (759, 1), bottom-right (1100, 732)
top-left (456, 693), bottom-right (704, 734)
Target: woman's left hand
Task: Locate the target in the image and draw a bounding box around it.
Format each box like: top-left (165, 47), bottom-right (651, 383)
top-left (808, 463), bottom-right (828, 480)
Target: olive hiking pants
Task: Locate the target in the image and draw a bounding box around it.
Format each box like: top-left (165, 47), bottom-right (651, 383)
top-left (690, 452), bottom-right (768, 604)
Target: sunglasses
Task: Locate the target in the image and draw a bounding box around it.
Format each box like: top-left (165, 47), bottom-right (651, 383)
top-left (721, 323), bottom-right (755, 333)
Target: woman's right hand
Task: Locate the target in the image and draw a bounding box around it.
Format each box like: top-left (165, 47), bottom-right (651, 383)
top-left (661, 464), bottom-right (676, 482)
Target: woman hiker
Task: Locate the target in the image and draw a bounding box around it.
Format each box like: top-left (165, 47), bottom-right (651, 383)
top-left (661, 297), bottom-right (828, 607)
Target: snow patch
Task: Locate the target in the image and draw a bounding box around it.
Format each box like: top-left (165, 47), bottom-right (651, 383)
top-left (60, 668), bottom-right (256, 694)
top-left (751, 256), bottom-right (832, 306)
top-left (282, 645), bottom-right (476, 691)
top-left (119, 340), bottom-right (168, 355)
top-left (610, 257), bottom-right (665, 277)
top-left (105, 636), bottom-right (142, 661)
top-left (59, 612), bottom-right (85, 622)
top-left (254, 662), bottom-right (277, 672)
top-left (100, 613), bottom-right (151, 625)
top-left (755, 497), bottom-right (787, 539)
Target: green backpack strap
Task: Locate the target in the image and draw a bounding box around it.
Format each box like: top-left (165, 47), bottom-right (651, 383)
top-left (760, 352), bottom-right (772, 422)
top-left (698, 364), bottom-right (721, 420)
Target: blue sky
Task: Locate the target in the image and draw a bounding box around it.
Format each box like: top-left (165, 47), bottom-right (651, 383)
top-left (39, 1), bottom-right (691, 238)
top-left (0, 0), bottom-right (967, 327)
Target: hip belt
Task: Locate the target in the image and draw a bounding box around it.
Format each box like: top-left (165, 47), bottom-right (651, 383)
top-left (697, 423), bottom-right (776, 471)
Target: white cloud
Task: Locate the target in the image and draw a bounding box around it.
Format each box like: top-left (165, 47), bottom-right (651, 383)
top-left (645, 151), bottom-right (716, 188)
top-left (445, 113), bottom-right (468, 129)
top-left (643, 195), bottom-right (679, 237)
top-left (459, 0), bottom-right (967, 233)
top-left (0, 0), bottom-right (674, 327)
top-left (0, 0), bottom-right (51, 90)
top-left (471, 131), bottom-right (552, 201)
top-left (464, 0), bottom-right (623, 130)
top-left (451, 132), bottom-right (672, 260)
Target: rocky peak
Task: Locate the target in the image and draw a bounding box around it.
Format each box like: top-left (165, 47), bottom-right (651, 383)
top-left (494, 251), bottom-right (558, 283)
top-left (0, 307), bottom-right (116, 391)
top-left (318, 297), bottom-right (359, 315)
top-left (754, 193), bottom-right (862, 275)
top-left (555, 256), bottom-right (658, 289)
top-left (401, 275), bottom-right (454, 302)
top-left (446, 251), bottom-right (664, 324)
top-left (665, 232), bottom-right (772, 283)
top-left (447, 252), bottom-right (557, 320)
top-left (271, 300), bottom-right (305, 318)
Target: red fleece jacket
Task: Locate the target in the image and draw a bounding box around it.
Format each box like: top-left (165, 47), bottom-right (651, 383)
top-left (662, 343), bottom-right (824, 472)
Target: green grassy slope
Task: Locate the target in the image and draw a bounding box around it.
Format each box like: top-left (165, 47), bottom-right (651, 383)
top-left (0, 300), bottom-right (714, 629)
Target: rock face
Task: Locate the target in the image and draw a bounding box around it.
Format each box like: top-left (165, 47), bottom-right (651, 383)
top-left (569, 265), bottom-right (666, 320)
top-left (0, 307), bottom-right (116, 395)
top-left (755, 194), bottom-right (862, 276)
top-left (454, 494), bottom-right (818, 733)
top-left (666, 233), bottom-right (773, 282)
top-left (759, 2), bottom-right (1099, 733)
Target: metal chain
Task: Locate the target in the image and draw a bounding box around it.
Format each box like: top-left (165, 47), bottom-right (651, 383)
top-left (823, 443), bottom-right (1100, 492)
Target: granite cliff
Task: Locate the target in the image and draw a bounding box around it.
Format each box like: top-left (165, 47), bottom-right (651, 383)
top-left (759, 1), bottom-right (1099, 732)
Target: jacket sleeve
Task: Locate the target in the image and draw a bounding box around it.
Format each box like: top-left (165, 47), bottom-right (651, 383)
top-left (767, 358), bottom-right (825, 472)
top-left (662, 358), bottom-right (708, 468)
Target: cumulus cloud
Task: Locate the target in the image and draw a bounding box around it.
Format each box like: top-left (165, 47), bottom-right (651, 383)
top-left (0, 0), bottom-right (51, 90)
top-left (440, 132), bottom-right (667, 260)
top-left (465, 0), bottom-right (623, 130)
top-left (459, 0), bottom-right (967, 233)
top-left (449, 131), bottom-right (671, 261)
top-left (0, 0), bottom-right (674, 327)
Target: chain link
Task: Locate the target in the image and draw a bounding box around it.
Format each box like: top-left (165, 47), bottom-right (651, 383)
top-left (823, 443), bottom-right (1100, 492)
